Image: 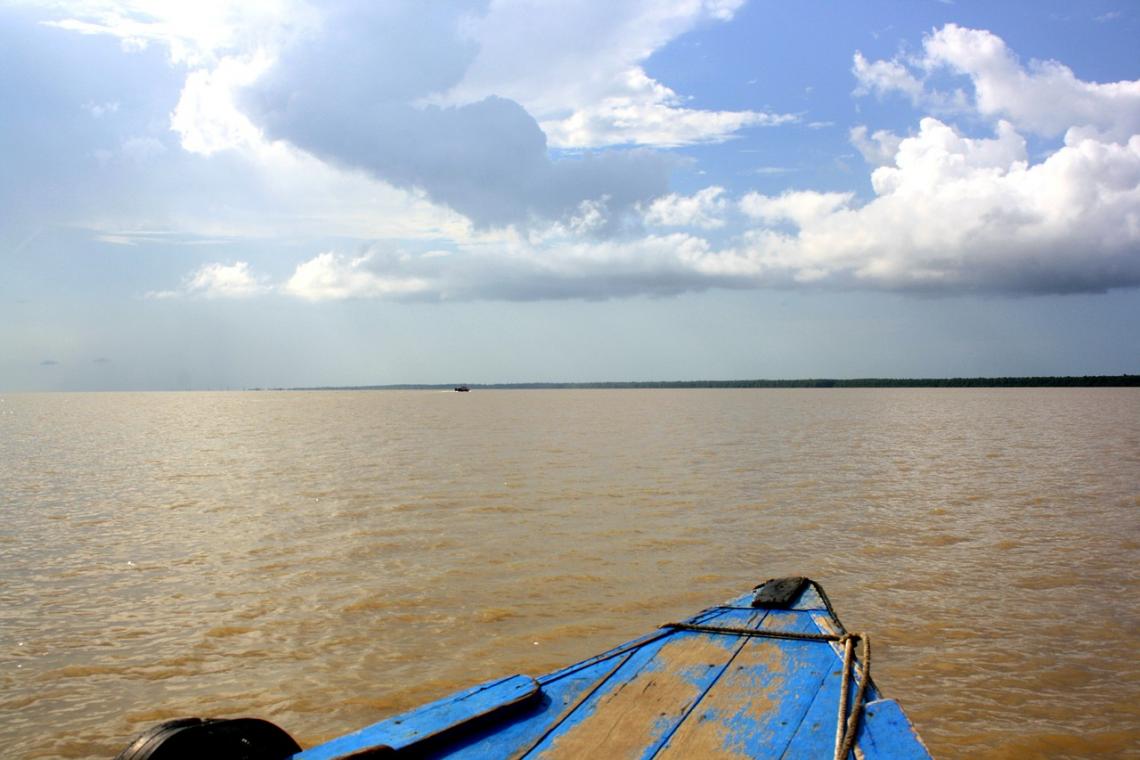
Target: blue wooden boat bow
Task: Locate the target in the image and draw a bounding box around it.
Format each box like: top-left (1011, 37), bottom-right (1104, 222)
top-left (115, 578), bottom-right (933, 759)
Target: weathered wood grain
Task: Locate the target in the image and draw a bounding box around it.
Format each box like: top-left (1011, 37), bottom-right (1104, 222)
top-left (524, 609), bottom-right (763, 759)
top-left (291, 586), bottom-right (931, 760)
top-left (653, 612), bottom-right (836, 758)
top-left (439, 652), bottom-right (635, 760)
top-left (779, 646), bottom-right (874, 759)
top-left (850, 699), bottom-right (933, 760)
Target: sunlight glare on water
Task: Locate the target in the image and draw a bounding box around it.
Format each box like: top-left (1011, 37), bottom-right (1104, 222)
top-left (1, 389), bottom-right (1138, 759)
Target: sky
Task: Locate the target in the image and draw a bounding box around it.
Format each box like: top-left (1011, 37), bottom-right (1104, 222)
top-left (2, 0), bottom-right (1138, 391)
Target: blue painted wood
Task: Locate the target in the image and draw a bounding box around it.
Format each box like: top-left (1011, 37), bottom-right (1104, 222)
top-left (854, 699), bottom-right (934, 759)
top-left (778, 637), bottom-right (879, 759)
top-left (432, 607), bottom-right (775, 758)
top-left (654, 611), bottom-right (840, 758)
top-left (530, 601), bottom-right (736, 690)
top-left (520, 608), bottom-right (764, 759)
top-left (292, 674), bottom-right (538, 759)
top-left (287, 585), bottom-right (930, 759)
top-left (439, 652), bottom-right (634, 759)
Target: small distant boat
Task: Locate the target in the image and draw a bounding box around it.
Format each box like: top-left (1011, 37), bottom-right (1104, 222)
top-left (115, 578), bottom-right (931, 759)
top-left (454, 385), bottom-right (470, 392)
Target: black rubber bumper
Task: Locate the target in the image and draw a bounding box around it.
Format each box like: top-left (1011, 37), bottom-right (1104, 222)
top-left (115, 717), bottom-right (301, 760)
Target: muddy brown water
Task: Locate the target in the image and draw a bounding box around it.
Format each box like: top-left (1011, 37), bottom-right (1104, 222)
top-left (1, 389), bottom-right (1138, 758)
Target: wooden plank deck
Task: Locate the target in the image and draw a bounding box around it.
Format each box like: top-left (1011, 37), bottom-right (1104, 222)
top-left (522, 608), bottom-right (765, 759)
top-left (654, 613), bottom-right (838, 758)
top-left (453, 603), bottom-right (886, 759)
top-left (291, 584), bottom-right (932, 760)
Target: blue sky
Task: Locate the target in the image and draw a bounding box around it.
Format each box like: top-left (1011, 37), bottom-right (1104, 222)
top-left (2, 0), bottom-right (1138, 390)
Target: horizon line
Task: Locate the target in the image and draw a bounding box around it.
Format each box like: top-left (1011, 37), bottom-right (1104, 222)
top-left (272, 374), bottom-right (1140, 391)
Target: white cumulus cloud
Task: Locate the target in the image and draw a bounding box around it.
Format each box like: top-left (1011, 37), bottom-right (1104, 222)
top-left (852, 51), bottom-right (925, 103)
top-left (828, 25), bottom-right (1140, 294)
top-left (443, 0), bottom-right (791, 148)
top-left (740, 189), bottom-right (854, 227)
top-left (540, 69), bottom-right (796, 149)
top-left (854, 24), bottom-right (1140, 142)
top-left (36, 10), bottom-right (1140, 302)
top-left (730, 119), bottom-right (1140, 293)
top-left (850, 125), bottom-right (903, 166)
top-left (149, 261), bottom-right (268, 299)
top-left (643, 186), bottom-right (728, 229)
top-left (206, 116), bottom-right (1140, 301)
top-left (922, 24), bottom-right (1140, 141)
top-left (282, 251), bottom-right (432, 301)
top-left (280, 230), bottom-right (747, 302)
top-left (42, 0), bottom-right (308, 66)
top-left (171, 53), bottom-right (269, 155)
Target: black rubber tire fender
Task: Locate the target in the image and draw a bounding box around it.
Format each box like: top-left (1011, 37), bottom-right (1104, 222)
top-left (114, 717), bottom-right (302, 760)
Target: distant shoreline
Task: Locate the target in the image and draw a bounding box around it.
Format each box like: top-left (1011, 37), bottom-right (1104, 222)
top-left (275, 375), bottom-right (1140, 390)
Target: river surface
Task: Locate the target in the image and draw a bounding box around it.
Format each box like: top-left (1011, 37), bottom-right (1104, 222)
top-left (1, 389), bottom-right (1138, 759)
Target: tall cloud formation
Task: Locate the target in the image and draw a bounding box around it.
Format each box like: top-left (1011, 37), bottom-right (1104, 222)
top-left (735, 120), bottom-right (1140, 293)
top-left (825, 23), bottom-right (1140, 293)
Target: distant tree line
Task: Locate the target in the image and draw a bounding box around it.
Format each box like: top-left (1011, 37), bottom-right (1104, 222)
top-left (285, 375), bottom-right (1140, 390)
